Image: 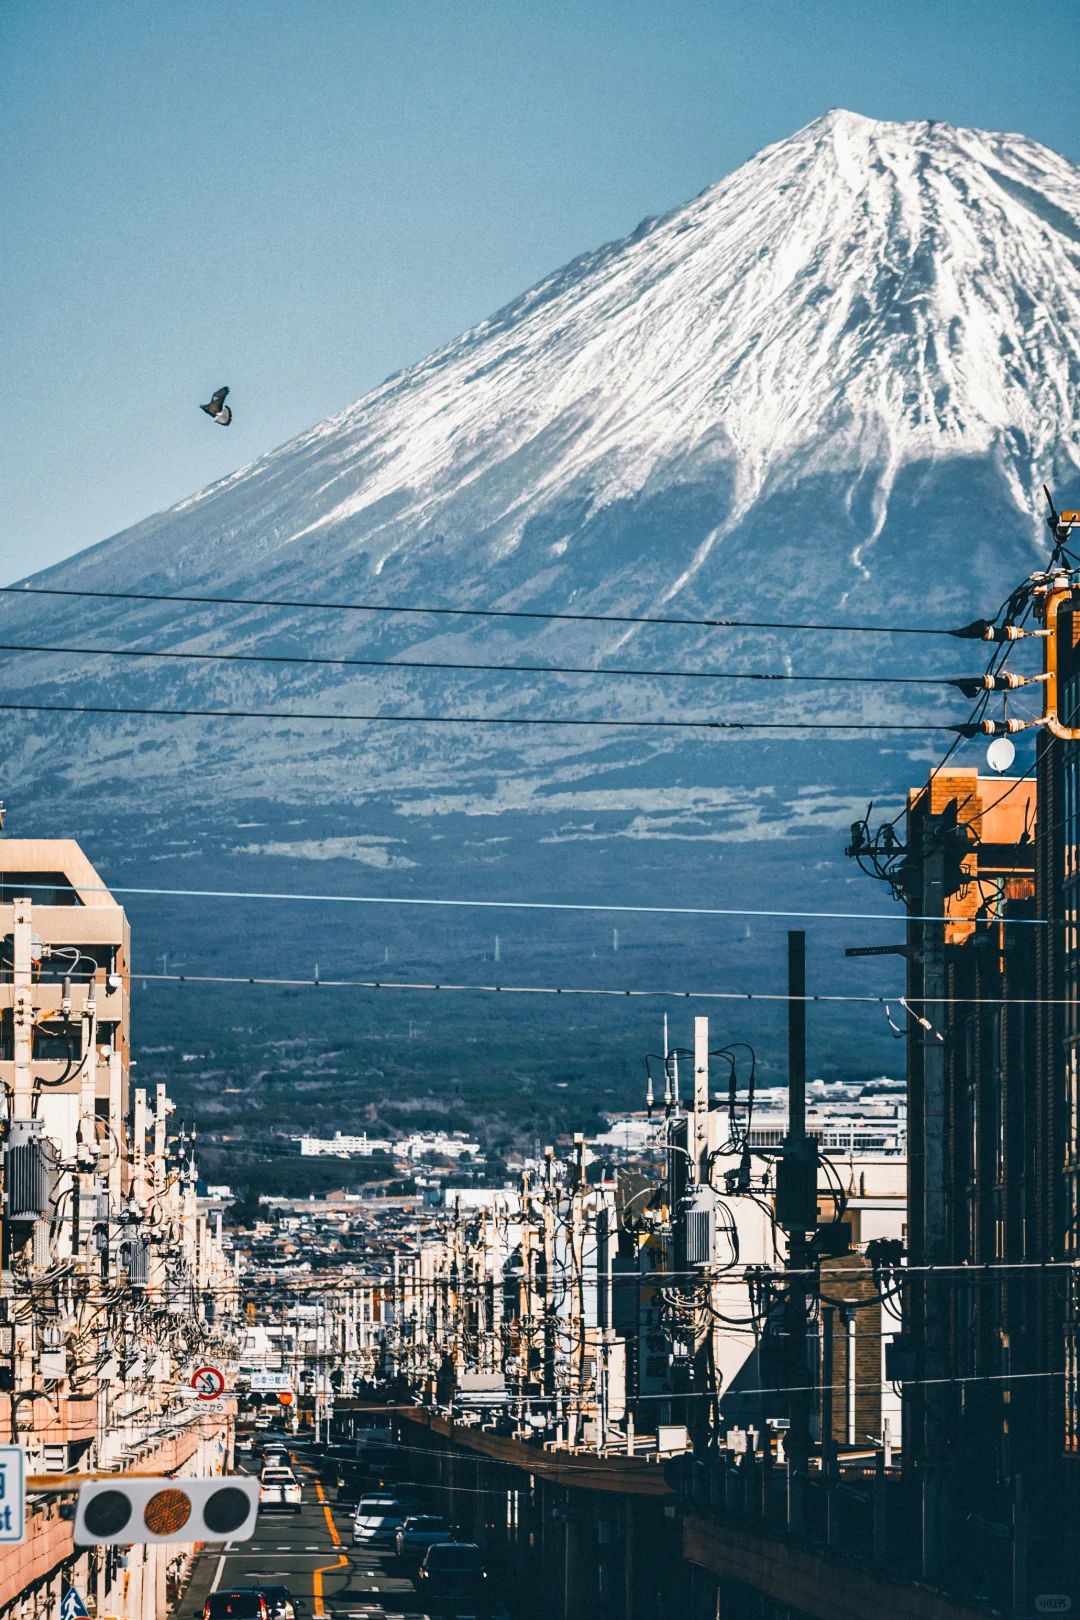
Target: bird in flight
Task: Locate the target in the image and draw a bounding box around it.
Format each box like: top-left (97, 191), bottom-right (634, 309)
top-left (200, 386), bottom-right (231, 426)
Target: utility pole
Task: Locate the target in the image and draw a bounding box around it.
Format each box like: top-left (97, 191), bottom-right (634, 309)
top-left (542, 1149), bottom-right (557, 1402)
top-left (693, 1016), bottom-right (709, 1179)
top-left (774, 931), bottom-right (818, 1532)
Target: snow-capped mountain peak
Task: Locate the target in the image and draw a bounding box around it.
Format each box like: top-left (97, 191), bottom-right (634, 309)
top-left (230, 106), bottom-right (1080, 583)
top-left (12, 110), bottom-right (1080, 823)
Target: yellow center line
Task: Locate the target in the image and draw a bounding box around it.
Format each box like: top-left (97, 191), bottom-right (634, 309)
top-left (312, 1483), bottom-right (347, 1615)
top-left (316, 1482), bottom-right (343, 1546)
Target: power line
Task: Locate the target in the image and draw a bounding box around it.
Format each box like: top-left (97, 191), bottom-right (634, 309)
top-left (121, 968), bottom-right (1062, 1004)
top-left (0, 639), bottom-right (961, 687)
top-left (0, 583), bottom-right (959, 636)
top-left (3, 877), bottom-right (1046, 927)
top-left (383, 1367), bottom-right (1080, 1403)
top-left (0, 698), bottom-right (962, 731)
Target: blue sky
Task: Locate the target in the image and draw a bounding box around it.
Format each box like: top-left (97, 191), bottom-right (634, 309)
top-left (2, 0), bottom-right (1077, 583)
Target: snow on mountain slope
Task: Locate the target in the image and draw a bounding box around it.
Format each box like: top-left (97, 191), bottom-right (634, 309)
top-left (7, 108), bottom-right (1080, 830)
top-left (261, 106), bottom-right (1080, 582)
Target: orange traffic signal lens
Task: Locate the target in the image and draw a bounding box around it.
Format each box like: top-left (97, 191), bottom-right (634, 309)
top-left (144, 1488), bottom-right (192, 1535)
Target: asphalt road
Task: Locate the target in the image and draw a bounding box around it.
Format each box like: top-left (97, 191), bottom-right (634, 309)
top-left (183, 1455), bottom-right (425, 1620)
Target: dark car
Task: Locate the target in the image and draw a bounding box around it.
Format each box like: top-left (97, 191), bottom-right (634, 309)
top-left (199, 1590), bottom-right (268, 1620)
top-left (336, 1461), bottom-right (368, 1504)
top-left (395, 1514), bottom-right (452, 1570)
top-left (415, 1543), bottom-right (488, 1612)
top-left (318, 1448), bottom-right (354, 1488)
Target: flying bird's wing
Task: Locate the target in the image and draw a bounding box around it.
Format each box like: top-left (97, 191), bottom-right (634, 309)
top-left (208, 386), bottom-right (229, 413)
top-left (217, 405), bottom-right (232, 425)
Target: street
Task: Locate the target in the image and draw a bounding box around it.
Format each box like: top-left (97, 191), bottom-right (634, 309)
top-left (184, 1460), bottom-right (425, 1620)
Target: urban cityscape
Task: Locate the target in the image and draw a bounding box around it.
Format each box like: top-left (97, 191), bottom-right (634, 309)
top-left (3, 7), bottom-right (1080, 1620)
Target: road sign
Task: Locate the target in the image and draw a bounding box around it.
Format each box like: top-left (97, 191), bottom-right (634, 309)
top-left (61, 1589), bottom-right (91, 1620)
top-left (181, 1397), bottom-right (228, 1414)
top-left (0, 1448), bottom-right (24, 1543)
top-left (191, 1366), bottom-right (226, 1400)
top-left (74, 1476), bottom-right (258, 1545)
top-left (250, 1371), bottom-right (292, 1392)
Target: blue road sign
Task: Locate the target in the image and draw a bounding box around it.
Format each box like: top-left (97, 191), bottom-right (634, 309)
top-left (61, 1589), bottom-right (91, 1620)
top-left (0, 1448), bottom-right (25, 1543)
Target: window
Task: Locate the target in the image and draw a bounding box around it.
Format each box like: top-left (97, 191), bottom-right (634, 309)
top-left (0, 872), bottom-right (81, 907)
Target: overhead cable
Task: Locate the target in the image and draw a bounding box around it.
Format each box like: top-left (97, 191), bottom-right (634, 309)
top-left (0, 639), bottom-right (964, 686)
top-left (122, 969), bottom-right (1060, 1004)
top-left (0, 697), bottom-right (963, 731)
top-left (0, 582), bottom-right (964, 635)
top-left (3, 877), bottom-right (1046, 927)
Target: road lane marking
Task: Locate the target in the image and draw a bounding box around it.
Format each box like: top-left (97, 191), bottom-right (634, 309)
top-left (316, 1484), bottom-right (343, 1547)
top-left (210, 1557), bottom-right (228, 1594)
top-left (312, 1483), bottom-right (348, 1617)
top-left (312, 1556), bottom-right (349, 1616)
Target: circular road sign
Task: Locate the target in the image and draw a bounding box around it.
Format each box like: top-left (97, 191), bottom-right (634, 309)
top-left (191, 1366), bottom-right (226, 1400)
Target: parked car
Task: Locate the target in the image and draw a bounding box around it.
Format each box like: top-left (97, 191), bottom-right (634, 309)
top-left (259, 1467), bottom-right (302, 1514)
top-left (415, 1543), bottom-right (488, 1611)
top-left (352, 1494), bottom-right (406, 1546)
top-left (254, 1587), bottom-right (306, 1620)
top-left (199, 1591), bottom-right (268, 1620)
top-left (395, 1515), bottom-right (452, 1569)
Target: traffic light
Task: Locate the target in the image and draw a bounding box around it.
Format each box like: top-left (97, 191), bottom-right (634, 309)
top-left (74, 1476), bottom-right (258, 1544)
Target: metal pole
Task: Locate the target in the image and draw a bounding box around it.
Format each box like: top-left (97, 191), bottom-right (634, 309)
top-left (693, 1016), bottom-right (709, 1180)
top-left (822, 1305), bottom-right (838, 1547)
top-left (845, 1306), bottom-right (857, 1446)
top-left (873, 1443), bottom-right (886, 1567)
top-left (788, 931), bottom-right (806, 1143)
top-left (1012, 1474), bottom-right (1029, 1617)
top-left (781, 930), bottom-right (813, 1534)
top-left (821, 1305), bottom-right (835, 1469)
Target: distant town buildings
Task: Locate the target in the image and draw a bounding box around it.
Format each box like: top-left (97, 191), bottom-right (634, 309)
top-left (295, 1128), bottom-right (481, 1161)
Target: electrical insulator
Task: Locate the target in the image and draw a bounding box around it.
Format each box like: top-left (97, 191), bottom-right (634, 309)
top-left (953, 718), bottom-right (1029, 739)
top-left (951, 618), bottom-right (1029, 642)
top-left (948, 672), bottom-right (1044, 697)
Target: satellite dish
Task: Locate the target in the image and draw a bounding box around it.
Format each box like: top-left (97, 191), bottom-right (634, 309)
top-left (986, 736), bottom-right (1016, 774)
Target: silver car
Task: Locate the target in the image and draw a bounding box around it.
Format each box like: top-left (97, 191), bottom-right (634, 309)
top-left (352, 1494), bottom-right (405, 1547)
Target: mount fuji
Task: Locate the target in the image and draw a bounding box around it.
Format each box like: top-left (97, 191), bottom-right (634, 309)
top-left (8, 109), bottom-right (1080, 1131)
